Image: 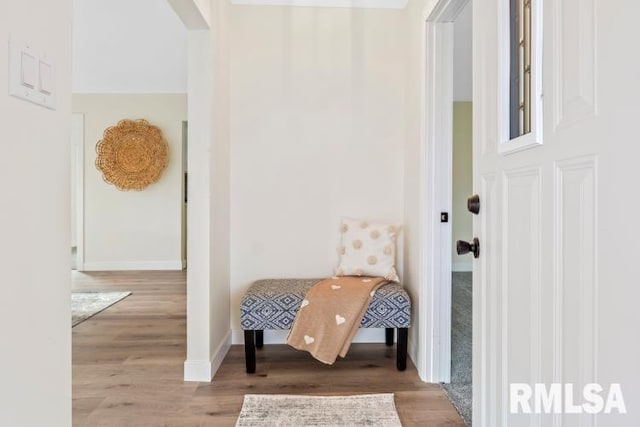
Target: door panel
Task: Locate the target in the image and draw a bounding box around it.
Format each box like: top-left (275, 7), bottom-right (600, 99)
top-left (474, 0), bottom-right (640, 425)
top-left (503, 168), bottom-right (542, 389)
top-left (552, 0), bottom-right (597, 130)
top-left (502, 168), bottom-right (543, 427)
top-left (555, 156), bottom-right (597, 427)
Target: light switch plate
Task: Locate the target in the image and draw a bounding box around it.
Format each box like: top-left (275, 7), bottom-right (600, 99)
top-left (20, 52), bottom-right (37, 88)
top-left (8, 35), bottom-right (56, 110)
top-left (39, 60), bottom-right (53, 94)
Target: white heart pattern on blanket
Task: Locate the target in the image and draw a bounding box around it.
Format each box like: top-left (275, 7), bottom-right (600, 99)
top-left (362, 279), bottom-right (372, 283)
top-left (332, 276), bottom-right (339, 280)
top-left (335, 314), bottom-right (346, 325)
top-left (301, 299), bottom-right (309, 308)
top-left (370, 291), bottom-right (376, 297)
top-left (331, 285), bottom-right (341, 290)
top-left (304, 335), bottom-right (315, 345)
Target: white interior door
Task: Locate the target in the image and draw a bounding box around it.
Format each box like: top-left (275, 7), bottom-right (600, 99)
top-left (473, 0), bottom-right (640, 425)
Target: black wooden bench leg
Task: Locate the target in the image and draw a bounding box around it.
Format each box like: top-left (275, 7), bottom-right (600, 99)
top-left (256, 330), bottom-right (264, 349)
top-left (385, 328), bottom-right (394, 346)
top-left (244, 330), bottom-right (256, 374)
top-left (397, 327), bottom-right (408, 371)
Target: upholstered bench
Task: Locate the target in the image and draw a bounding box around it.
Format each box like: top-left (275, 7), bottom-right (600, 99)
top-left (240, 278), bottom-right (411, 373)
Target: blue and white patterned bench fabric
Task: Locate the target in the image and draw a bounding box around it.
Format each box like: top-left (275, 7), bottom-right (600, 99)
top-left (240, 278), bottom-right (411, 373)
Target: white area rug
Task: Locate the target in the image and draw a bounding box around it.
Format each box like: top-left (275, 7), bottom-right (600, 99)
top-left (235, 393), bottom-right (402, 427)
top-left (71, 291), bottom-right (131, 327)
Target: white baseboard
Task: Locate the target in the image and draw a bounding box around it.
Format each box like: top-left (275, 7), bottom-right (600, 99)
top-left (452, 262), bottom-right (472, 272)
top-left (408, 336), bottom-right (420, 378)
top-left (184, 329), bottom-right (231, 382)
top-left (82, 260), bottom-right (184, 271)
top-left (183, 359), bottom-right (212, 382)
top-left (231, 328), bottom-right (388, 345)
top-left (210, 330), bottom-right (232, 379)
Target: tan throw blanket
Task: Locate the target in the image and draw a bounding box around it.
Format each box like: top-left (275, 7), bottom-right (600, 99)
top-left (286, 276), bottom-right (388, 365)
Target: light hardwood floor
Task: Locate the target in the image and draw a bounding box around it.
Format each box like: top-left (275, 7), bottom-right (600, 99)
top-left (72, 271), bottom-right (465, 427)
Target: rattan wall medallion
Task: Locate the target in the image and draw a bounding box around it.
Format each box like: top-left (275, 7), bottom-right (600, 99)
top-left (95, 119), bottom-right (169, 191)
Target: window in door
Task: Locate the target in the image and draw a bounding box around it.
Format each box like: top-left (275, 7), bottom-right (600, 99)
top-left (509, 0), bottom-right (531, 138)
top-left (500, 0), bottom-right (541, 152)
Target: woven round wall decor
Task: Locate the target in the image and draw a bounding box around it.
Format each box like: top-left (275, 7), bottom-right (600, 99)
top-left (95, 119), bottom-right (169, 191)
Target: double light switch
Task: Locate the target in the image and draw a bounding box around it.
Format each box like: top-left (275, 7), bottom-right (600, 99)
top-left (9, 35), bottom-right (56, 110)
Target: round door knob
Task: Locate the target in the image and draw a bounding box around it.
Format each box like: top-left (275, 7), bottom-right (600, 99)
top-left (456, 238), bottom-right (480, 259)
top-left (467, 194), bottom-right (480, 215)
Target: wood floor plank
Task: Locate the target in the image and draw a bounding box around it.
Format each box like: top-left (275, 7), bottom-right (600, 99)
top-left (72, 271), bottom-right (465, 426)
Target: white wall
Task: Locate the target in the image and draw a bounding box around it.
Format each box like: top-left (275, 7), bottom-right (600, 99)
top-left (73, 94), bottom-right (187, 270)
top-left (229, 5), bottom-right (407, 343)
top-left (401, 0), bottom-right (435, 373)
top-left (209, 0), bottom-right (232, 375)
top-left (192, 0), bottom-right (212, 25)
top-left (182, 0), bottom-right (232, 381)
top-left (73, 0), bottom-right (188, 93)
top-left (0, 0), bottom-right (73, 425)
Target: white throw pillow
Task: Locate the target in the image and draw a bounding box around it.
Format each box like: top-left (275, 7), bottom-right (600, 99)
top-left (335, 217), bottom-right (400, 282)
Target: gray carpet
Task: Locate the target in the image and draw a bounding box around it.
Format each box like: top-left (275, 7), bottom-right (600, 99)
top-left (442, 272), bottom-right (472, 426)
top-left (71, 291), bottom-right (131, 327)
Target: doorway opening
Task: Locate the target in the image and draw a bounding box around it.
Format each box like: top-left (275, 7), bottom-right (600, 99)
top-left (181, 120), bottom-right (188, 269)
top-left (71, 0), bottom-right (189, 272)
top-left (71, 112), bottom-right (84, 271)
top-left (444, 2), bottom-right (473, 424)
top-left (419, 0), bottom-right (472, 424)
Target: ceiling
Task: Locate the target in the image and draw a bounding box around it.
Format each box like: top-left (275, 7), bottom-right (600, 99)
top-left (229, 0), bottom-right (408, 8)
top-left (73, 0), bottom-right (188, 93)
top-left (73, 0), bottom-right (471, 98)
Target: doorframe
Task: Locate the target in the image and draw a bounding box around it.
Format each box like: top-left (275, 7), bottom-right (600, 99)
top-left (72, 113), bottom-right (85, 271)
top-left (181, 120), bottom-right (188, 269)
top-left (418, 0), bottom-right (470, 383)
